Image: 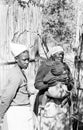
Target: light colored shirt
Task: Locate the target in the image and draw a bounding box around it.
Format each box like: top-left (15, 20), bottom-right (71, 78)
top-left (0, 65), bottom-right (30, 118)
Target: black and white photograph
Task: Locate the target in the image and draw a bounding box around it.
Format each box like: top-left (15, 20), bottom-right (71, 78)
top-left (0, 0), bottom-right (83, 130)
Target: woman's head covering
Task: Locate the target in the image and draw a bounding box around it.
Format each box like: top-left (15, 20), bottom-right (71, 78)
top-left (47, 46), bottom-right (64, 57)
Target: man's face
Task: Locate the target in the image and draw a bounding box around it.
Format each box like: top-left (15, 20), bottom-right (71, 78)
top-left (16, 51), bottom-right (29, 69)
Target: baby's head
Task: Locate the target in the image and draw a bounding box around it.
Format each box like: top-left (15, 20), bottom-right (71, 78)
top-left (51, 63), bottom-right (65, 76)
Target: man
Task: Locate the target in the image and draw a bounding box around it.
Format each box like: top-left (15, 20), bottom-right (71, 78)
top-left (33, 46), bottom-right (74, 129)
top-left (0, 43), bottom-right (33, 130)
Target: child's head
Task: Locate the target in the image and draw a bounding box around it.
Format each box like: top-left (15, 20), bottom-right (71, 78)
top-left (51, 62), bottom-right (65, 76)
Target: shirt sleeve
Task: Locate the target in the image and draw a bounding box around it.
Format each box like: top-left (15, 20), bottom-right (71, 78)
top-left (34, 63), bottom-right (49, 91)
top-left (64, 63), bottom-right (74, 91)
top-left (0, 70), bottom-right (21, 118)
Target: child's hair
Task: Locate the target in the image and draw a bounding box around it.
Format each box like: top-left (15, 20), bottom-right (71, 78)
top-left (51, 61), bottom-right (66, 76)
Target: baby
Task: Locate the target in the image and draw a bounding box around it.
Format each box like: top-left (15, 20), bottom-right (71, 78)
top-left (41, 63), bottom-right (69, 107)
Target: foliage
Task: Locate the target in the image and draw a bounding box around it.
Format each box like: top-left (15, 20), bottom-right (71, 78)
top-left (42, 0), bottom-right (76, 46)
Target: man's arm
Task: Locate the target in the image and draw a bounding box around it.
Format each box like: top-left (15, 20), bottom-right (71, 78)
top-left (0, 72), bottom-right (21, 118)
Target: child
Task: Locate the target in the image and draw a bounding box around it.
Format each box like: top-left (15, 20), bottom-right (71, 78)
top-left (41, 63), bottom-right (69, 108)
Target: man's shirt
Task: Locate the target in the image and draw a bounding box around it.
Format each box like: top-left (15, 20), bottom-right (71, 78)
top-left (0, 65), bottom-right (30, 118)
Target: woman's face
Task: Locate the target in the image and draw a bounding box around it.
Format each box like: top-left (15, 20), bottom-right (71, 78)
top-left (16, 51), bottom-right (29, 69)
top-left (53, 52), bottom-right (64, 61)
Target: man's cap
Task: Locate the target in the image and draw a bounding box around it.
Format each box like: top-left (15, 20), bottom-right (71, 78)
top-left (10, 42), bottom-right (28, 57)
top-left (47, 46), bottom-right (64, 57)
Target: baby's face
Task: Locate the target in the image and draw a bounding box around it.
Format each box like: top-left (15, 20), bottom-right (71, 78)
top-left (63, 70), bottom-right (68, 74)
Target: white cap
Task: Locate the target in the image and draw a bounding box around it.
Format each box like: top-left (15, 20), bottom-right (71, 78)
top-left (48, 46), bottom-right (64, 57)
top-left (10, 42), bottom-right (28, 57)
